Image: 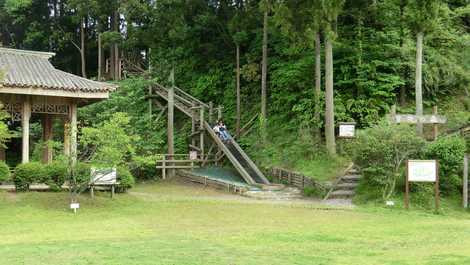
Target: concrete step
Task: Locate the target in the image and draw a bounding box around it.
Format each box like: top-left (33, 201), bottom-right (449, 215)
top-left (335, 182), bottom-right (358, 190)
top-left (341, 175), bottom-right (362, 182)
top-left (329, 190), bottom-right (355, 199)
top-left (348, 168), bottom-right (360, 174)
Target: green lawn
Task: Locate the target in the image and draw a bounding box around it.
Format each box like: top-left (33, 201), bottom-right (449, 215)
top-left (1, 181), bottom-right (470, 265)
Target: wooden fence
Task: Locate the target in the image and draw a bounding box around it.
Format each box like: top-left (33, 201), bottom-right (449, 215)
top-left (156, 153), bottom-right (217, 179)
top-left (268, 167), bottom-right (327, 192)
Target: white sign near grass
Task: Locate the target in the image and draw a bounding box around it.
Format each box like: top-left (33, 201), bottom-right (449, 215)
top-left (407, 160), bottom-right (437, 182)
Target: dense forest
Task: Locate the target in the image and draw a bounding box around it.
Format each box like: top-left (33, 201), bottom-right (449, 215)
top-left (1, 0), bottom-right (469, 176)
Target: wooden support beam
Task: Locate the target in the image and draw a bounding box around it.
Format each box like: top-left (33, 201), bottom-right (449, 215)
top-left (199, 108), bottom-right (204, 158)
top-left (189, 145), bottom-right (202, 152)
top-left (22, 97), bottom-right (31, 163)
top-left (167, 83), bottom-right (175, 178)
top-left (42, 114), bottom-right (53, 164)
top-left (209, 101), bottom-right (213, 124)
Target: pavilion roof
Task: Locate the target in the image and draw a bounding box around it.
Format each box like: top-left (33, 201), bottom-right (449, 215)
top-left (0, 47), bottom-right (116, 94)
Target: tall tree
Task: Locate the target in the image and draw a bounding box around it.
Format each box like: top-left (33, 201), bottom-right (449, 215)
top-left (322, 0), bottom-right (344, 156)
top-left (260, 0), bottom-right (272, 125)
top-left (406, 0), bottom-right (440, 136)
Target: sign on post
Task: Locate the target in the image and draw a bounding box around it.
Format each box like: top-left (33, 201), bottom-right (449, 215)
top-left (338, 122), bottom-right (356, 138)
top-left (405, 160), bottom-right (440, 211)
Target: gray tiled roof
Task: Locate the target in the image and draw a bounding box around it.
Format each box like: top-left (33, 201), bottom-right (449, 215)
top-left (0, 48), bottom-right (116, 93)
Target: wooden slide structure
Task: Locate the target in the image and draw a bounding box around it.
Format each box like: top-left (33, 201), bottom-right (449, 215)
top-left (151, 83), bottom-right (269, 185)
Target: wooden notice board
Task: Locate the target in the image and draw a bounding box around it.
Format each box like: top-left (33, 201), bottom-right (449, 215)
top-left (405, 160), bottom-right (440, 211)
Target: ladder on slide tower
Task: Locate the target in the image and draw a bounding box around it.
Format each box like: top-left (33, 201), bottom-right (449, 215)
top-left (151, 83), bottom-right (270, 185)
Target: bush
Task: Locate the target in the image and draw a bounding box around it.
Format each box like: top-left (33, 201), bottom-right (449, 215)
top-left (425, 136), bottom-right (467, 195)
top-left (349, 122), bottom-right (426, 201)
top-left (116, 166), bottom-right (135, 193)
top-left (14, 162), bottom-right (47, 191)
top-left (0, 161), bottom-right (10, 183)
top-left (74, 162), bottom-right (92, 184)
top-left (45, 161), bottom-right (68, 192)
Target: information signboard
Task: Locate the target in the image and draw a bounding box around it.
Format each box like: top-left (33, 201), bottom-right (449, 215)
top-left (338, 122), bottom-right (356, 138)
top-left (405, 160), bottom-right (440, 211)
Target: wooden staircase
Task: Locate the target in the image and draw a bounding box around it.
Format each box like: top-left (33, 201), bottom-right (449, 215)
top-left (151, 82), bottom-right (270, 186)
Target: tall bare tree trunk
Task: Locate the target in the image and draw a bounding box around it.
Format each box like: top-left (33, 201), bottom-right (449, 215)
top-left (325, 37), bottom-right (336, 155)
top-left (236, 44), bottom-right (241, 138)
top-left (80, 17), bottom-right (86, 78)
top-left (261, 11), bottom-right (268, 123)
top-left (399, 0), bottom-right (407, 106)
top-left (113, 10), bottom-right (120, 80)
top-left (415, 31), bottom-right (424, 136)
top-left (314, 32), bottom-right (321, 141)
top-left (98, 33), bottom-right (102, 80)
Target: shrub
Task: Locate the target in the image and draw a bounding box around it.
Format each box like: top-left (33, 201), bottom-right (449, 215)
top-left (74, 162), bottom-right (92, 184)
top-left (425, 136), bottom-right (466, 195)
top-left (116, 166), bottom-right (135, 193)
top-left (14, 162), bottom-right (47, 191)
top-left (0, 161), bottom-right (10, 183)
top-left (349, 122), bottom-right (426, 201)
top-left (45, 161), bottom-right (68, 192)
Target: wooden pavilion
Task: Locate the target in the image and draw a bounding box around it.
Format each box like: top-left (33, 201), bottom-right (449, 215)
top-left (0, 48), bottom-right (116, 164)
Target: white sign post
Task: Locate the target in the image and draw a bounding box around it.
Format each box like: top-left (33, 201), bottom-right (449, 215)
top-left (405, 160), bottom-right (440, 211)
top-left (338, 122), bottom-right (356, 138)
top-left (70, 202), bottom-right (80, 214)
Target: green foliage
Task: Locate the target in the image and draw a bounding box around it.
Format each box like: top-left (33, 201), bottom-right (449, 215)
top-left (0, 161), bottom-right (10, 183)
top-left (424, 136), bottom-right (466, 195)
top-left (116, 166), bottom-right (135, 193)
top-left (350, 122), bottom-right (426, 201)
top-left (44, 161), bottom-right (68, 192)
top-left (14, 162), bottom-right (46, 191)
top-left (75, 162), bottom-right (92, 185)
top-left (81, 112), bottom-right (139, 167)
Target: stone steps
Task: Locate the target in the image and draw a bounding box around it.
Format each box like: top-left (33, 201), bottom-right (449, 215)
top-left (324, 167), bottom-right (362, 200)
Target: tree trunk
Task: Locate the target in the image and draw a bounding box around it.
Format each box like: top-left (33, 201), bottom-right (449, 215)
top-left (113, 10), bottom-right (120, 80)
top-left (325, 37), bottom-right (336, 155)
top-left (314, 32), bottom-right (321, 141)
top-left (236, 44), bottom-right (241, 138)
top-left (415, 31), bottom-right (424, 136)
top-left (98, 33), bottom-right (102, 80)
top-left (261, 10), bottom-right (268, 122)
top-left (399, 0), bottom-right (407, 106)
top-left (80, 17), bottom-right (86, 78)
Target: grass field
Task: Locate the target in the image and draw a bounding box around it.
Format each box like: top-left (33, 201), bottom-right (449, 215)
top-left (1, 180), bottom-right (470, 265)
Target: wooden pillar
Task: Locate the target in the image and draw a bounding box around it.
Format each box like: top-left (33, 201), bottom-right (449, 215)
top-left (22, 97), bottom-right (31, 163)
top-left (167, 84), bottom-right (175, 178)
top-left (433, 106), bottom-right (439, 140)
top-left (70, 102), bottom-right (78, 165)
top-left (42, 114), bottom-right (53, 163)
top-left (217, 105), bottom-right (222, 121)
top-left (199, 107), bottom-right (204, 157)
top-left (209, 102), bottom-right (213, 124)
top-left (191, 104), bottom-right (196, 148)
